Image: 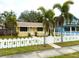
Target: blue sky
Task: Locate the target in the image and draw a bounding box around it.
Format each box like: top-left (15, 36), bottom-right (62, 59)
top-left (0, 0), bottom-right (79, 18)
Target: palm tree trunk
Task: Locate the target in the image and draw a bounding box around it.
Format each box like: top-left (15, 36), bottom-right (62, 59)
top-left (54, 28), bottom-right (55, 36)
top-left (44, 31), bottom-right (46, 47)
top-left (61, 26), bottom-right (63, 42)
top-left (48, 29), bottom-right (50, 36)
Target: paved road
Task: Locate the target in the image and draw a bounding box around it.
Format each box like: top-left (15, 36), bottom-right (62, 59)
top-left (1, 45), bottom-right (79, 58)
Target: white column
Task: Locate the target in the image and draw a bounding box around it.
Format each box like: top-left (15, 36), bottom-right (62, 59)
top-left (70, 26), bottom-right (72, 32)
top-left (75, 27), bottom-right (77, 36)
top-left (70, 26), bottom-right (72, 35)
top-left (75, 27), bottom-right (77, 32)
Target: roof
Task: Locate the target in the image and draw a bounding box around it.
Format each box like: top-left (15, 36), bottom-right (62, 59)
top-left (17, 22), bottom-right (43, 27)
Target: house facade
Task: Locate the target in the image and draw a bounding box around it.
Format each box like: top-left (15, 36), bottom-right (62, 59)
top-left (55, 16), bottom-right (79, 36)
top-left (17, 22), bottom-right (45, 36)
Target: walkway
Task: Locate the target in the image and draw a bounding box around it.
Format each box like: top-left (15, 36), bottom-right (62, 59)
top-left (1, 45), bottom-right (79, 58)
top-left (48, 43), bottom-right (62, 48)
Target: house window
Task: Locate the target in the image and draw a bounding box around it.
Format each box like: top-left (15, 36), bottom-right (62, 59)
top-left (64, 26), bottom-right (70, 31)
top-left (72, 27), bottom-right (75, 31)
top-left (77, 27), bottom-right (79, 31)
top-left (20, 27), bottom-right (27, 31)
top-left (37, 27), bottom-right (43, 31)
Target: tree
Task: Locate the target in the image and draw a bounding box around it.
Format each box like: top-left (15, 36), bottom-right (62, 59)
top-left (53, 0), bottom-right (74, 24)
top-left (0, 15), bottom-right (4, 24)
top-left (46, 9), bottom-right (56, 36)
top-left (1, 11), bottom-right (17, 36)
top-left (53, 0), bottom-right (74, 42)
top-left (38, 7), bottom-right (55, 46)
top-left (19, 10), bottom-right (43, 22)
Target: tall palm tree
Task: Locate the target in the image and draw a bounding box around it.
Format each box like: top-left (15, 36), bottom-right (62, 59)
top-left (46, 9), bottom-right (55, 36)
top-left (53, 1), bottom-right (74, 42)
top-left (38, 7), bottom-right (55, 46)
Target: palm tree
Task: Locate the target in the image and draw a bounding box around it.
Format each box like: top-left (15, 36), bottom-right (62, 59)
top-left (38, 7), bottom-right (55, 46)
top-left (53, 0), bottom-right (74, 42)
top-left (46, 9), bottom-right (55, 36)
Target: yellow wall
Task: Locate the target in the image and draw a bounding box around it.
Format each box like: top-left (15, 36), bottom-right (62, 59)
top-left (16, 23), bottom-right (45, 37)
top-left (18, 32), bottom-right (28, 36)
top-left (17, 27), bottom-right (45, 37)
top-left (37, 31), bottom-right (44, 36)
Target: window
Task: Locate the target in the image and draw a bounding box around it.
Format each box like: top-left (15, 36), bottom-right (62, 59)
top-left (64, 26), bottom-right (70, 31)
top-left (77, 27), bottom-right (79, 31)
top-left (20, 27), bottom-right (27, 31)
top-left (37, 27), bottom-right (43, 31)
top-left (72, 27), bottom-right (75, 31)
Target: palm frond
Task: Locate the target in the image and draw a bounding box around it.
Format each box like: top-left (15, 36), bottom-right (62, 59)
top-left (46, 9), bottom-right (55, 19)
top-left (53, 4), bottom-right (62, 12)
top-left (62, 1), bottom-right (74, 12)
top-left (37, 6), bottom-right (46, 15)
top-left (64, 1), bottom-right (74, 5)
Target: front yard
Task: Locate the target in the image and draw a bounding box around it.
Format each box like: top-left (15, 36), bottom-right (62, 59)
top-left (0, 36), bottom-right (28, 39)
top-left (0, 44), bottom-right (53, 56)
top-left (55, 40), bottom-right (79, 47)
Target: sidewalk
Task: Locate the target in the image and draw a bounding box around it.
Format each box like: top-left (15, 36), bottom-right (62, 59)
top-left (1, 45), bottom-right (79, 58)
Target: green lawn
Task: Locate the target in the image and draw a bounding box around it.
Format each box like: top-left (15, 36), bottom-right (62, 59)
top-left (49, 52), bottom-right (79, 58)
top-left (0, 36), bottom-right (28, 39)
top-left (55, 40), bottom-right (79, 47)
top-left (0, 44), bottom-right (53, 56)
top-left (0, 36), bottom-right (44, 39)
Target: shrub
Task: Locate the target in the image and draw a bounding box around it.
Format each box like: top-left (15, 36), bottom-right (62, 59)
top-left (28, 33), bottom-right (32, 37)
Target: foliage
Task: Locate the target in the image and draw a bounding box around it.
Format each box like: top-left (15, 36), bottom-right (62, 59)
top-left (19, 11), bottom-right (43, 22)
top-left (28, 33), bottom-right (32, 37)
top-left (38, 7), bottom-right (55, 36)
top-left (53, 0), bottom-right (74, 24)
top-left (35, 32), bottom-right (37, 36)
top-left (0, 11), bottom-right (17, 36)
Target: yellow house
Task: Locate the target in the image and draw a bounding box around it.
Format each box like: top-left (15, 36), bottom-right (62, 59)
top-left (17, 22), bottom-right (45, 37)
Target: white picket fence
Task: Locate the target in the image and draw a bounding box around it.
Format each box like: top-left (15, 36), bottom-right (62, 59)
top-left (54, 35), bottom-right (79, 43)
top-left (0, 36), bottom-right (54, 49)
top-left (0, 35), bottom-right (79, 49)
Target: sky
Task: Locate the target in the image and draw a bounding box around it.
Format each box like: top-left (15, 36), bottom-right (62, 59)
top-left (0, 0), bottom-right (79, 18)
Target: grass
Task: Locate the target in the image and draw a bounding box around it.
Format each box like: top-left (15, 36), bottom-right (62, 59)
top-left (49, 52), bottom-right (79, 58)
top-left (0, 36), bottom-right (29, 39)
top-left (0, 44), bottom-right (53, 56)
top-left (0, 35), bottom-right (45, 39)
top-left (55, 40), bottom-right (79, 47)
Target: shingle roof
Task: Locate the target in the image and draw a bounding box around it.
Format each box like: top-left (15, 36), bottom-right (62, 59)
top-left (17, 22), bottom-right (43, 27)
